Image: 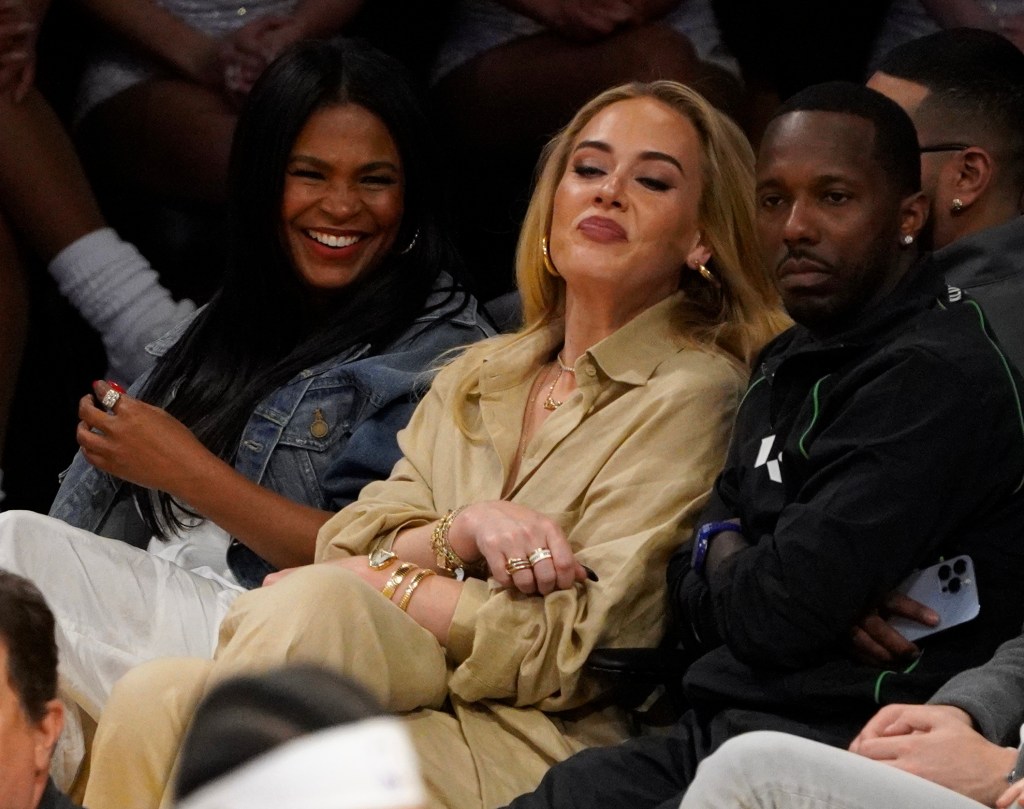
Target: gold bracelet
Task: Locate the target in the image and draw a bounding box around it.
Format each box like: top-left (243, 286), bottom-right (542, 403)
top-left (380, 562), bottom-right (415, 600)
top-left (398, 568), bottom-right (436, 612)
top-left (430, 506), bottom-right (472, 577)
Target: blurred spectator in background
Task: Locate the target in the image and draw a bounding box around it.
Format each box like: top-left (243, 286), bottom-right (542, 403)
top-left (871, 0), bottom-right (1024, 69)
top-left (430, 0), bottom-right (742, 297)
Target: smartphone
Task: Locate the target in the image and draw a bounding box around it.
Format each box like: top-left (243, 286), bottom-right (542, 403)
top-left (887, 554), bottom-right (980, 641)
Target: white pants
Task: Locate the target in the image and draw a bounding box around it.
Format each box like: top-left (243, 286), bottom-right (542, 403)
top-left (680, 731), bottom-right (986, 809)
top-left (0, 511), bottom-right (244, 784)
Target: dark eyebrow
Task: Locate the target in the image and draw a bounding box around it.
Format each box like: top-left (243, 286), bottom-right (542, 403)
top-left (288, 155), bottom-right (400, 174)
top-left (574, 140), bottom-right (613, 156)
top-left (639, 150), bottom-right (684, 173)
top-left (360, 160), bottom-right (401, 173)
top-left (755, 170), bottom-right (859, 192)
top-left (816, 173), bottom-right (855, 186)
top-left (574, 140), bottom-right (684, 174)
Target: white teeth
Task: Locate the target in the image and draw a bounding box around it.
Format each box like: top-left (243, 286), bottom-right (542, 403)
top-left (307, 230), bottom-right (360, 248)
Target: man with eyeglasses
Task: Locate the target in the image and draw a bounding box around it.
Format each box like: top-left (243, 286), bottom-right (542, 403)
top-left (868, 28), bottom-right (1024, 370)
top-left (849, 25), bottom-right (1024, 671)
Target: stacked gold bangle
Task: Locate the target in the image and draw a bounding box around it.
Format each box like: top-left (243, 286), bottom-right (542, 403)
top-left (380, 562), bottom-right (415, 600)
top-left (431, 506), bottom-right (473, 577)
top-left (398, 568), bottom-right (436, 611)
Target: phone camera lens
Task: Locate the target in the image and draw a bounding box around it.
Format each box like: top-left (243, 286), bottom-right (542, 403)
top-left (953, 559), bottom-right (967, 575)
top-left (938, 564), bottom-right (951, 580)
top-left (948, 577), bottom-right (962, 594)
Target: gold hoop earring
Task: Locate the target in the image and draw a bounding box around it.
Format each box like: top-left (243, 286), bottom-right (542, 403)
top-left (541, 236), bottom-right (559, 277)
top-left (697, 262), bottom-right (721, 289)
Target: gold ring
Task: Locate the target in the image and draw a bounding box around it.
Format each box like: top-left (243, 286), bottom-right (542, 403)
top-left (528, 548), bottom-right (553, 565)
top-left (100, 389), bottom-right (121, 411)
top-left (504, 557), bottom-right (533, 575)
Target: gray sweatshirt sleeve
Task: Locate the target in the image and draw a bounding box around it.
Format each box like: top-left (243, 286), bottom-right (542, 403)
top-left (929, 630), bottom-right (1024, 746)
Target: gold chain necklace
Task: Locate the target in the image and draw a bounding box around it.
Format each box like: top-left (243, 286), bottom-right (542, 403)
top-left (543, 364), bottom-right (565, 410)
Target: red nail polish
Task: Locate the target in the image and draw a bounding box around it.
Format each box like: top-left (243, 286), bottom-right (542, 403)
top-left (109, 381), bottom-right (127, 394)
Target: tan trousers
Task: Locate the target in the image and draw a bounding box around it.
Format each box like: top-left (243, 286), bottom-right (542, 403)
top-left (83, 566), bottom-right (452, 808)
top-left (84, 565), bottom-right (573, 809)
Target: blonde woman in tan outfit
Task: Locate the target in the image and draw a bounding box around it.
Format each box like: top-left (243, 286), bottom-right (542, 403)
top-left (82, 80), bottom-right (785, 809)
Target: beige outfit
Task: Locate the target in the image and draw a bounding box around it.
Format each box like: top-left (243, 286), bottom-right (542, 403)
top-left (83, 293), bottom-right (746, 809)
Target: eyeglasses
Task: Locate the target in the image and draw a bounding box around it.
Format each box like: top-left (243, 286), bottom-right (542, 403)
top-left (918, 143), bottom-right (971, 153)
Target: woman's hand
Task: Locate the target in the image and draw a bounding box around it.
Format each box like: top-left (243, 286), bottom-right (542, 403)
top-left (447, 501), bottom-right (588, 595)
top-left (221, 13), bottom-right (304, 97)
top-left (230, 13), bottom-right (304, 63)
top-left (0, 0), bottom-right (39, 102)
top-left (76, 380), bottom-right (212, 496)
top-left (219, 45), bottom-right (264, 100)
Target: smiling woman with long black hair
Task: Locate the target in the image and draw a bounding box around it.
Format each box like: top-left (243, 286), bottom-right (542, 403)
top-left (0, 38), bottom-right (490, 786)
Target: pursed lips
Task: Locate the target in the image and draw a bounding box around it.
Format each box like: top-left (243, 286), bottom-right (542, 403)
top-left (578, 216), bottom-right (627, 242)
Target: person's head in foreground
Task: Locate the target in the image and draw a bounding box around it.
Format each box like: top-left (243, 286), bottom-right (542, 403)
top-left (515, 78), bottom-right (784, 367)
top-left (756, 81), bottom-right (928, 336)
top-left (174, 665), bottom-right (424, 809)
top-left (868, 28), bottom-right (1024, 250)
top-left (0, 571), bottom-right (63, 809)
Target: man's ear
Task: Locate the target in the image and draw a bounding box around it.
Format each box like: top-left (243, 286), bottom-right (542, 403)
top-left (33, 698), bottom-right (63, 774)
top-left (948, 146), bottom-right (994, 210)
top-left (899, 190), bottom-right (930, 244)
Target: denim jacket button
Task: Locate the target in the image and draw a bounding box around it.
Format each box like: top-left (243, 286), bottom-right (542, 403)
top-left (310, 408), bottom-right (330, 439)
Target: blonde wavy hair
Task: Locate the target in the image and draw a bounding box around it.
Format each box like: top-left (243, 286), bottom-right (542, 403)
top-left (452, 81), bottom-right (787, 429)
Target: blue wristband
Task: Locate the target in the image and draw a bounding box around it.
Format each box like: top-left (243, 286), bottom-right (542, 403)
top-left (691, 521), bottom-right (740, 576)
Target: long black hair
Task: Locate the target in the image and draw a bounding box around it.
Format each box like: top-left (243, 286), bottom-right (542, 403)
top-left (135, 38), bottom-right (466, 534)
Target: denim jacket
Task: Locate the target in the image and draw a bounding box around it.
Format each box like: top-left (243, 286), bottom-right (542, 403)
top-left (49, 275), bottom-right (492, 588)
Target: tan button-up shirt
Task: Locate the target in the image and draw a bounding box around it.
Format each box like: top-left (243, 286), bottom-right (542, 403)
top-left (316, 292), bottom-right (746, 796)
top-left (317, 290), bottom-right (745, 704)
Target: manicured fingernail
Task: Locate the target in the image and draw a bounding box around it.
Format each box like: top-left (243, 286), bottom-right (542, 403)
top-left (109, 381), bottom-right (126, 393)
top-left (583, 566), bottom-right (599, 582)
